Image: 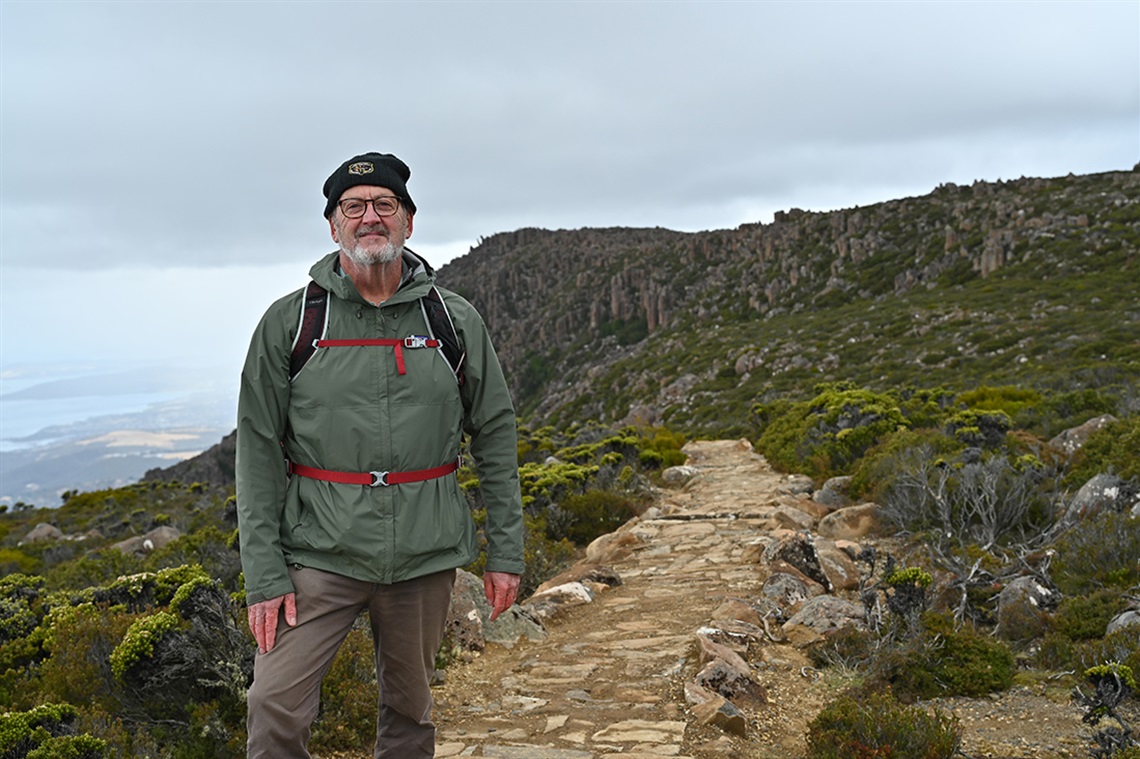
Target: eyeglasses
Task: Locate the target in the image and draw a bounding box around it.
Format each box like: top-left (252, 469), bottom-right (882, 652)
top-left (338, 197), bottom-right (402, 218)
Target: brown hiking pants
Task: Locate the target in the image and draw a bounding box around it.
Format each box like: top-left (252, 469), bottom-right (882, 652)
top-left (245, 566), bottom-right (456, 758)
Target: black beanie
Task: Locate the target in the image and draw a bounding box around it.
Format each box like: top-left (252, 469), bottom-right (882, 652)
top-left (322, 152), bottom-right (417, 218)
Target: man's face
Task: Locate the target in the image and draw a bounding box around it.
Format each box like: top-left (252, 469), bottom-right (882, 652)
top-left (329, 185), bottom-right (414, 266)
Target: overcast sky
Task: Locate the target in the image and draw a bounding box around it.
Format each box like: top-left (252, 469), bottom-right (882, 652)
top-left (1, 0), bottom-right (1137, 386)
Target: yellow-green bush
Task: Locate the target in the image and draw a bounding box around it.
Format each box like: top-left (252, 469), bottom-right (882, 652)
top-left (805, 691), bottom-right (961, 759)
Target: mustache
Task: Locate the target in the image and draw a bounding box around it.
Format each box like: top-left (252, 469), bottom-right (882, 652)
top-left (357, 224), bottom-right (388, 235)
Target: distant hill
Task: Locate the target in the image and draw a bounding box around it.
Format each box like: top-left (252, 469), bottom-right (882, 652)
top-left (437, 167), bottom-right (1140, 435)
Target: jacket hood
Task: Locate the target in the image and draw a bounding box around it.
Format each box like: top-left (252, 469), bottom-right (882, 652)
top-left (309, 248), bottom-right (436, 305)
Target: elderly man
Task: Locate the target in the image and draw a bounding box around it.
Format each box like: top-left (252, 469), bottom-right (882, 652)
top-left (237, 151), bottom-right (524, 758)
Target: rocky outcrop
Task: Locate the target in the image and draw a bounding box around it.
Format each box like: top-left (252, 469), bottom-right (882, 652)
top-left (436, 170), bottom-right (1140, 425)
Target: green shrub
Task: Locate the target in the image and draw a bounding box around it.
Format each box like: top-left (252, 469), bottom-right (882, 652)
top-left (37, 603), bottom-right (132, 714)
top-left (1053, 588), bottom-right (1125, 641)
top-left (1052, 510), bottom-right (1140, 596)
top-left (1064, 415), bottom-right (1140, 486)
top-left (1033, 631), bottom-right (1077, 671)
top-left (945, 408), bottom-right (1012, 448)
top-left (547, 490), bottom-right (641, 545)
top-left (109, 611), bottom-right (184, 681)
top-left (957, 385), bottom-right (1043, 419)
top-left (24, 734), bottom-right (106, 759)
top-left (757, 384), bottom-right (910, 479)
top-left (0, 703), bottom-right (105, 759)
top-left (1075, 629), bottom-right (1140, 678)
top-left (872, 613), bottom-right (1015, 699)
top-left (849, 428), bottom-right (963, 502)
top-left (805, 691), bottom-right (961, 758)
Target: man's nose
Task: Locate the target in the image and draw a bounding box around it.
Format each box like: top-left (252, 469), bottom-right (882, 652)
top-left (362, 204), bottom-right (384, 223)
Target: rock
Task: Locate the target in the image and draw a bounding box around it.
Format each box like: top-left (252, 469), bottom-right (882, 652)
top-left (1049, 414), bottom-right (1118, 455)
top-left (692, 695), bottom-right (748, 737)
top-left (585, 530), bottom-right (643, 564)
top-left (447, 569), bottom-right (545, 651)
top-left (1106, 610), bottom-right (1140, 635)
top-left (661, 465), bottom-right (699, 487)
top-left (760, 571), bottom-right (814, 612)
top-left (446, 571), bottom-right (487, 652)
top-left (782, 595), bottom-right (866, 638)
top-left (143, 525), bottom-right (182, 550)
top-left (697, 621), bottom-right (764, 655)
top-left (694, 657), bottom-right (767, 706)
top-left (20, 523), bottom-right (62, 544)
top-left (812, 475), bottom-right (853, 510)
top-left (1064, 474), bottom-right (1128, 522)
top-left (763, 532), bottom-right (832, 591)
top-left (778, 474), bottom-right (815, 496)
top-left (711, 598), bottom-right (761, 627)
top-left (523, 581), bottom-right (595, 620)
top-left (695, 630), bottom-right (751, 672)
top-left (590, 719), bottom-right (687, 744)
top-left (112, 536), bottom-right (148, 554)
top-left (684, 680), bottom-right (718, 705)
top-left (532, 564), bottom-right (621, 596)
top-left (995, 576), bottom-right (1059, 640)
top-left (816, 503), bottom-right (879, 540)
top-left (815, 541), bottom-right (862, 591)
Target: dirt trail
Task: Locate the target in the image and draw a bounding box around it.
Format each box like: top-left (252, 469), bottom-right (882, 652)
top-left (338, 439), bottom-right (1092, 758)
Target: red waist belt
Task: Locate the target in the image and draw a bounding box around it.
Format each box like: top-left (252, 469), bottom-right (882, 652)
top-left (289, 458), bottom-right (459, 488)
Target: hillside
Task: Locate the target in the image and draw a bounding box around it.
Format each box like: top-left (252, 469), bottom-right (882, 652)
top-left (437, 168), bottom-right (1140, 435)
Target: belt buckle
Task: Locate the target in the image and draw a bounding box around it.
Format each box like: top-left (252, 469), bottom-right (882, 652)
top-left (369, 471), bottom-right (390, 487)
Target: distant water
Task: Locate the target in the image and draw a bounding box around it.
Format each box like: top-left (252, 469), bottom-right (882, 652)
top-left (0, 364), bottom-right (237, 452)
top-left (0, 393), bottom-right (188, 450)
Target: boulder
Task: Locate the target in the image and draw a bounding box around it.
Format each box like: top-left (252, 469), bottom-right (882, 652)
top-left (817, 503), bottom-right (879, 540)
top-left (763, 532), bottom-right (831, 591)
top-left (447, 569), bottom-right (545, 651)
top-left (523, 581), bottom-right (595, 620)
top-left (20, 523), bottom-right (63, 544)
top-left (782, 595), bottom-right (866, 639)
top-left (661, 465), bottom-right (700, 487)
top-left (1048, 414), bottom-right (1117, 455)
top-left (812, 475), bottom-right (853, 510)
top-left (815, 541), bottom-right (862, 591)
top-left (1064, 474), bottom-right (1127, 522)
top-left (533, 564), bottom-right (622, 596)
top-left (995, 576), bottom-right (1059, 640)
top-left (1106, 610), bottom-right (1140, 636)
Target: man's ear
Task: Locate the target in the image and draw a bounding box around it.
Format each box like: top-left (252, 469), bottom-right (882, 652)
top-left (328, 216), bottom-right (339, 244)
top-left (405, 212), bottom-right (414, 240)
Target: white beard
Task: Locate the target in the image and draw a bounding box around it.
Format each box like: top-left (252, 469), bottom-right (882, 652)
top-left (335, 218), bottom-right (406, 266)
top-left (341, 238), bottom-right (402, 266)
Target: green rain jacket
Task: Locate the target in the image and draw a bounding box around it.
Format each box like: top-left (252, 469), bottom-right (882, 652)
top-left (236, 250), bottom-right (524, 605)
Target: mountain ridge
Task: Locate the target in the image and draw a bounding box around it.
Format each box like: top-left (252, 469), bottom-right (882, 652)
top-left (436, 167), bottom-right (1140, 434)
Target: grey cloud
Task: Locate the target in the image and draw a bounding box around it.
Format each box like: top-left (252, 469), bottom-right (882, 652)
top-left (1, 1), bottom-right (1137, 273)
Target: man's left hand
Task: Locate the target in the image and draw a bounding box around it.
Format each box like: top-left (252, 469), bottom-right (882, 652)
top-left (484, 571), bottom-right (521, 621)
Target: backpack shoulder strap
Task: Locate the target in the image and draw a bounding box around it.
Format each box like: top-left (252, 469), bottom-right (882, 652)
top-left (289, 281), bottom-right (329, 382)
top-left (420, 286), bottom-right (466, 387)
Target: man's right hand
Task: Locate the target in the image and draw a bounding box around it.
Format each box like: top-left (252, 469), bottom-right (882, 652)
top-left (247, 593), bottom-right (297, 653)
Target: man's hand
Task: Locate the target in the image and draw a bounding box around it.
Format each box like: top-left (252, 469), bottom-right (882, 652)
top-left (484, 571), bottom-right (521, 621)
top-left (247, 593), bottom-right (297, 653)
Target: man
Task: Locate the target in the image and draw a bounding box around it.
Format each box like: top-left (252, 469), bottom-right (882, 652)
top-left (237, 151), bottom-right (524, 758)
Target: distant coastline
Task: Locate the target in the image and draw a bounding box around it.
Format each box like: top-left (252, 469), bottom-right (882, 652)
top-left (0, 363), bottom-right (237, 506)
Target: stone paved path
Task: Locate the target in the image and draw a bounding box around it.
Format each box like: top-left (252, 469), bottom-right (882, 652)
top-left (429, 439), bottom-right (828, 758)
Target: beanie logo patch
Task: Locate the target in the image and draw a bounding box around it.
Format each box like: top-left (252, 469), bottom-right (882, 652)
top-left (348, 162), bottom-right (375, 176)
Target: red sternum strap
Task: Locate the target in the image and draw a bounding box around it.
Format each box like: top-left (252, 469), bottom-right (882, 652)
top-left (289, 458), bottom-right (460, 487)
top-left (315, 337), bottom-right (440, 375)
